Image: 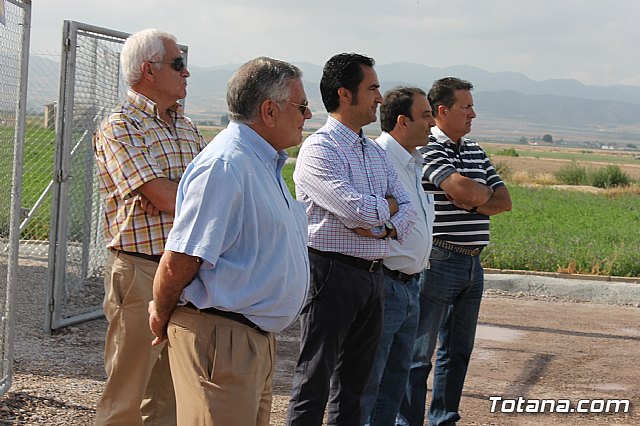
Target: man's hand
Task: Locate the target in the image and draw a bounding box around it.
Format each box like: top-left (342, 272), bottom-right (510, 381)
top-left (148, 300), bottom-right (168, 346)
top-left (138, 194), bottom-right (160, 216)
top-left (386, 196), bottom-right (399, 216)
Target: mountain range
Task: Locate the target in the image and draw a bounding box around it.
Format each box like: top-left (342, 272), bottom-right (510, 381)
top-left (27, 55), bottom-right (640, 145)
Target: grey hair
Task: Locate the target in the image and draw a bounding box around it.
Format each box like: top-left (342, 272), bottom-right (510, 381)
top-left (121, 29), bottom-right (177, 87)
top-left (226, 57), bottom-right (303, 124)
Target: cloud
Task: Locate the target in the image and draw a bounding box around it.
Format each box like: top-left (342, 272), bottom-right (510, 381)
top-left (28, 0), bottom-right (640, 86)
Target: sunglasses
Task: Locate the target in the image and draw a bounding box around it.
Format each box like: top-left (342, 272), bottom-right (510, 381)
top-left (150, 56), bottom-right (186, 72)
top-left (285, 100), bottom-right (310, 115)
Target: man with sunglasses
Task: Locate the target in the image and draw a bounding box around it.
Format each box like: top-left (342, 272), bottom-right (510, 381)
top-left (93, 28), bottom-right (206, 426)
top-left (287, 53), bottom-right (416, 426)
top-left (148, 57), bottom-right (311, 426)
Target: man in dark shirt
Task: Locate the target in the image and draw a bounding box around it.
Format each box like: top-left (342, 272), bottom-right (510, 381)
top-left (398, 77), bottom-right (512, 426)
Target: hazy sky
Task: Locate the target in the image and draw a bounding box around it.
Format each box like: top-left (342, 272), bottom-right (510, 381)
top-left (26, 0), bottom-right (640, 87)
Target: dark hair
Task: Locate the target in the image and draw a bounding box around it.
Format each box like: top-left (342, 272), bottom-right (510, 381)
top-left (227, 57), bottom-right (302, 124)
top-left (320, 53), bottom-right (375, 112)
top-left (380, 86), bottom-right (426, 133)
top-left (428, 77), bottom-right (473, 118)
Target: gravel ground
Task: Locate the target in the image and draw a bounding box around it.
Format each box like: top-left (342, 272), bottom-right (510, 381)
top-left (2, 259), bottom-right (639, 425)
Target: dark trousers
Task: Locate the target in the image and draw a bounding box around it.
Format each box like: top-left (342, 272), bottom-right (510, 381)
top-left (286, 250), bottom-right (385, 426)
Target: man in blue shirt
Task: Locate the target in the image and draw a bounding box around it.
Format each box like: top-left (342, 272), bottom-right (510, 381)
top-left (287, 53), bottom-right (416, 426)
top-left (148, 57), bottom-right (312, 426)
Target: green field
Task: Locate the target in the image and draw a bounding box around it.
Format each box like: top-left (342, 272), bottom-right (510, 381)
top-left (0, 123), bottom-right (56, 238)
top-left (4, 123), bottom-right (640, 278)
top-left (484, 145), bottom-right (640, 166)
top-left (483, 185), bottom-right (640, 277)
top-left (281, 168), bottom-right (640, 278)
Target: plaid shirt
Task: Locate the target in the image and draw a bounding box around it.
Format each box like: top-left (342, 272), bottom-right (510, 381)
top-left (294, 116), bottom-right (416, 260)
top-left (93, 89), bottom-right (207, 255)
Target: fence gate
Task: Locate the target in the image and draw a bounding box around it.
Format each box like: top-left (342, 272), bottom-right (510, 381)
top-left (0, 0), bottom-right (31, 397)
top-left (46, 21), bottom-right (189, 331)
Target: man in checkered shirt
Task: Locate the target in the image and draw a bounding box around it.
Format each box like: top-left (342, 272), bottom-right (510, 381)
top-left (92, 29), bottom-right (206, 426)
top-left (287, 53), bottom-right (416, 426)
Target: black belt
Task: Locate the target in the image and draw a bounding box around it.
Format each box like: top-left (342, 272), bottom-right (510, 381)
top-left (110, 249), bottom-right (162, 263)
top-left (308, 247), bottom-right (382, 272)
top-left (432, 238), bottom-right (483, 256)
top-left (184, 303), bottom-right (267, 335)
top-left (382, 265), bottom-right (418, 283)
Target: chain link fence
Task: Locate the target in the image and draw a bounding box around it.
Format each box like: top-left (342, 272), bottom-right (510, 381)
top-left (0, 0), bottom-right (31, 397)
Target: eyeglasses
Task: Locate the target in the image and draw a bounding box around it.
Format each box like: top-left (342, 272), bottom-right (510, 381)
top-left (150, 56), bottom-right (186, 72)
top-left (285, 100), bottom-right (310, 115)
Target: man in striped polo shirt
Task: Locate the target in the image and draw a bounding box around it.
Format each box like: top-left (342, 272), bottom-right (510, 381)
top-left (398, 77), bottom-right (512, 426)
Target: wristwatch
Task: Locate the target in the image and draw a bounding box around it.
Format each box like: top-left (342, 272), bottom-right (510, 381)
top-left (370, 225), bottom-right (386, 238)
top-left (384, 220), bottom-right (395, 238)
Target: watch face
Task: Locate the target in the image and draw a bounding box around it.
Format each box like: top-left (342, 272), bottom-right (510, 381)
top-left (371, 226), bottom-right (386, 237)
top-left (384, 220), bottom-right (394, 231)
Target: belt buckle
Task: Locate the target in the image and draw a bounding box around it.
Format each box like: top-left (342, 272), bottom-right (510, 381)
top-left (369, 260), bottom-right (380, 273)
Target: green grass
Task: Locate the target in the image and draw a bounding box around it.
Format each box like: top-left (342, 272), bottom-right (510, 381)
top-left (281, 172), bottom-right (640, 277)
top-left (1, 123), bottom-right (57, 238)
top-left (282, 163), bottom-right (295, 195)
top-left (483, 185), bottom-right (640, 277)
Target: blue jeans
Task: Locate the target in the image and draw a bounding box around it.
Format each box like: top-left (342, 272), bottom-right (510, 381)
top-left (286, 250), bottom-right (384, 426)
top-left (397, 246), bottom-right (484, 426)
top-left (362, 272), bottom-right (421, 426)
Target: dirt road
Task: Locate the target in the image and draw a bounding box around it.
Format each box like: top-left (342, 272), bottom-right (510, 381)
top-left (2, 262), bottom-right (639, 425)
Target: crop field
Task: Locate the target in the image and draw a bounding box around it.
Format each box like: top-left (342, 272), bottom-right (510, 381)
top-left (486, 143), bottom-right (640, 179)
top-left (3, 125), bottom-right (639, 278)
top-left (282, 142), bottom-right (640, 278)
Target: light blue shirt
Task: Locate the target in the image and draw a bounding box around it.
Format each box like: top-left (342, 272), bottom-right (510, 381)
top-left (165, 121), bottom-right (310, 332)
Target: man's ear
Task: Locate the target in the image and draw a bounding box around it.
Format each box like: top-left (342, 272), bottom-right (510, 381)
top-left (337, 87), bottom-right (352, 105)
top-left (141, 62), bottom-right (155, 82)
top-left (260, 99), bottom-right (278, 128)
top-left (437, 104), bottom-right (447, 117)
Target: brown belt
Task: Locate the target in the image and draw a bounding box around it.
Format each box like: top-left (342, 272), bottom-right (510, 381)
top-left (110, 249), bottom-right (162, 263)
top-left (432, 238), bottom-right (483, 256)
top-left (184, 303), bottom-right (267, 335)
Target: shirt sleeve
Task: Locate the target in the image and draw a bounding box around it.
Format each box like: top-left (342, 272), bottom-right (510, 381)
top-left (94, 116), bottom-right (166, 200)
top-left (294, 135), bottom-right (392, 229)
top-left (382, 147), bottom-right (417, 244)
top-left (165, 158), bottom-right (242, 267)
top-left (422, 142), bottom-right (457, 188)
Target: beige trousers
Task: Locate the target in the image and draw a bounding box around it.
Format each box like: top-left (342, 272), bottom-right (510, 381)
top-left (95, 251), bottom-right (176, 426)
top-left (167, 306), bottom-right (276, 426)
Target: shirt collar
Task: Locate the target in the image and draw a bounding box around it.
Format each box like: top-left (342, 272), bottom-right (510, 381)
top-left (431, 125), bottom-right (468, 147)
top-left (376, 131), bottom-right (418, 168)
top-left (229, 121), bottom-right (287, 170)
top-left (127, 89), bottom-right (183, 119)
top-left (326, 115), bottom-right (365, 147)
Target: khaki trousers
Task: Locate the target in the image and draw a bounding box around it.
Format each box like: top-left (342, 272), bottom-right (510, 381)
top-left (95, 251), bottom-right (176, 426)
top-left (167, 306), bottom-right (276, 426)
